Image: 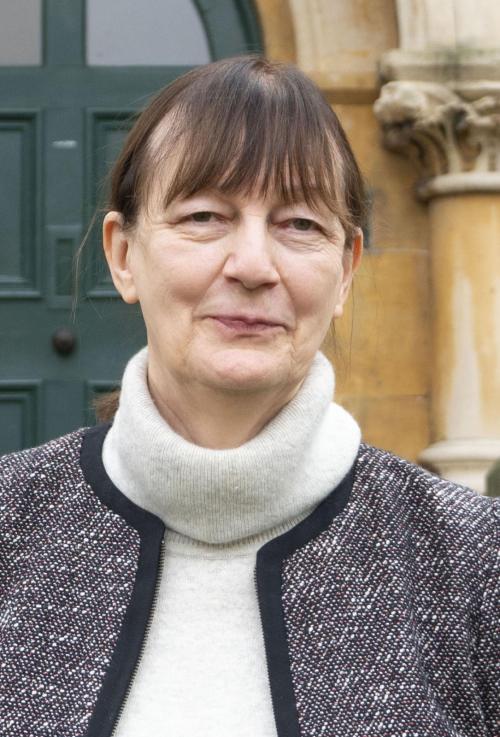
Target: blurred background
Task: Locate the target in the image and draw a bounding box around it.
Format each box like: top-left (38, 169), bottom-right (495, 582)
top-left (1, 0), bottom-right (499, 495)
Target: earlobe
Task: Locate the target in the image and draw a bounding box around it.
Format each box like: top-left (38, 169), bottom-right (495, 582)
top-left (332, 275), bottom-right (351, 318)
top-left (102, 211), bottom-right (139, 304)
top-left (332, 303), bottom-right (345, 319)
top-left (331, 231), bottom-right (363, 320)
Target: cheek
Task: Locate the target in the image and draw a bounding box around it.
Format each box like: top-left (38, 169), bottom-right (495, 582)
top-left (138, 245), bottom-right (220, 316)
top-left (285, 255), bottom-right (342, 324)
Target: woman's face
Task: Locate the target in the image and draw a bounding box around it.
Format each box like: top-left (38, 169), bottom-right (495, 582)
top-left (104, 185), bottom-right (362, 397)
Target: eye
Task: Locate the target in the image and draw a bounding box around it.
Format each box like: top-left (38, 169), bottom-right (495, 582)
top-left (188, 211), bottom-right (218, 223)
top-left (287, 217), bottom-right (319, 232)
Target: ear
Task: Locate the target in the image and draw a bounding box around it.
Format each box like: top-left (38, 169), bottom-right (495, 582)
top-left (331, 228), bottom-right (363, 319)
top-left (102, 211), bottom-right (139, 304)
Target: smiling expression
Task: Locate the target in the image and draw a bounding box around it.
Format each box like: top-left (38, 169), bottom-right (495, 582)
top-left (104, 184), bottom-right (361, 399)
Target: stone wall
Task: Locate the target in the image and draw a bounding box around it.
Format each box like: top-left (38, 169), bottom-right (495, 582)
top-left (256, 0), bottom-right (432, 463)
top-left (256, 0), bottom-right (500, 492)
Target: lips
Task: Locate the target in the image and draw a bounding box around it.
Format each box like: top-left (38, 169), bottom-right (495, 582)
top-left (207, 314), bottom-right (287, 333)
top-left (211, 314), bottom-right (284, 327)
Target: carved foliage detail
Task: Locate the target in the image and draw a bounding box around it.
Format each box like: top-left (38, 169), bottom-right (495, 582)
top-left (374, 81), bottom-right (500, 178)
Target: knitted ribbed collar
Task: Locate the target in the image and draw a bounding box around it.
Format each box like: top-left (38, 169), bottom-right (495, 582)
top-left (102, 346), bottom-right (361, 545)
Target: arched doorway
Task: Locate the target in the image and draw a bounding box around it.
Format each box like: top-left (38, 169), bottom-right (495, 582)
top-left (0, 0), bottom-right (262, 453)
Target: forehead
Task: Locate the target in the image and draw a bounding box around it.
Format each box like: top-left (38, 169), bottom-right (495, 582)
top-left (175, 182), bottom-right (328, 207)
top-left (144, 148), bottom-right (337, 218)
top-left (139, 100), bottom-right (347, 224)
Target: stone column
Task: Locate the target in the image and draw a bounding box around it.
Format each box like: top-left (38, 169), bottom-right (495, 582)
top-left (374, 3), bottom-right (500, 492)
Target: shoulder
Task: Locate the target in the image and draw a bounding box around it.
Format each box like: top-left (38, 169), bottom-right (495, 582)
top-left (0, 426), bottom-right (89, 479)
top-left (354, 442), bottom-right (499, 559)
top-left (355, 441), bottom-right (498, 520)
top-left (0, 427), bottom-right (90, 521)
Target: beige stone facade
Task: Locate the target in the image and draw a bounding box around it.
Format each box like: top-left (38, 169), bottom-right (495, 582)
top-left (255, 0), bottom-right (500, 492)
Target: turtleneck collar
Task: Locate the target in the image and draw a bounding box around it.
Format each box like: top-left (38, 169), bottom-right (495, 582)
top-left (102, 346), bottom-right (361, 545)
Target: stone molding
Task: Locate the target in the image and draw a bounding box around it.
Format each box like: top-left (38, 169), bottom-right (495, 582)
top-left (380, 49), bottom-right (500, 85)
top-left (419, 438), bottom-right (500, 494)
top-left (254, 0), bottom-right (296, 63)
top-left (395, 0), bottom-right (500, 51)
top-left (374, 79), bottom-right (500, 198)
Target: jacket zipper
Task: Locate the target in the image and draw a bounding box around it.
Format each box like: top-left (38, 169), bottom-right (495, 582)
top-left (108, 545), bottom-right (274, 735)
top-left (109, 533), bottom-right (166, 737)
top-left (253, 565), bottom-right (280, 734)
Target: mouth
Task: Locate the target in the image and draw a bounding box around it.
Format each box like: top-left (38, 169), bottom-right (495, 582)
top-left (207, 315), bottom-right (286, 334)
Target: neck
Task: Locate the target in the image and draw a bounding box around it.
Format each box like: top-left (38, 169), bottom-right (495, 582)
top-left (147, 363), bottom-right (302, 450)
top-left (101, 345), bottom-right (362, 544)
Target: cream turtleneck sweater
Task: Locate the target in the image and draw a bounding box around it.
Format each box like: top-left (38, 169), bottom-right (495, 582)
top-left (102, 346), bottom-right (361, 737)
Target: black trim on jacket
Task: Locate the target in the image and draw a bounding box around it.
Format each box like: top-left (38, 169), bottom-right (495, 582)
top-left (79, 422), bottom-right (356, 737)
top-left (256, 463), bottom-right (356, 737)
top-left (80, 423), bottom-right (166, 737)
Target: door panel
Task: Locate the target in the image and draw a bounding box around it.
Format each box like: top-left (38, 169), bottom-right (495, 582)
top-left (0, 112), bottom-right (41, 296)
top-left (0, 0), bottom-right (262, 454)
top-left (46, 225), bottom-right (82, 309)
top-left (85, 110), bottom-right (136, 297)
top-left (0, 382), bottom-right (41, 453)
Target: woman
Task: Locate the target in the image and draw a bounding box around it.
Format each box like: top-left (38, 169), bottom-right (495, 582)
top-left (0, 56), bottom-right (498, 737)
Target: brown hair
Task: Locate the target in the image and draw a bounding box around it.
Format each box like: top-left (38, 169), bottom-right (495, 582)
top-left (85, 55), bottom-right (368, 423)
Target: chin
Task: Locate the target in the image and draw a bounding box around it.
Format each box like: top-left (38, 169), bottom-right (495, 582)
top-left (196, 347), bottom-right (289, 393)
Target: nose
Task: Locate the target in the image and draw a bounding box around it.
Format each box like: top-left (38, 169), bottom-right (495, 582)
top-left (222, 218), bottom-right (280, 290)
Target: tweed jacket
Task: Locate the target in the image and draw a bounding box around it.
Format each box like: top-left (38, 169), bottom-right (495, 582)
top-left (0, 422), bottom-right (498, 737)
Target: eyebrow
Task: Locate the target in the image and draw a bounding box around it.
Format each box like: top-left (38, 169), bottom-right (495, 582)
top-left (179, 185), bottom-right (326, 209)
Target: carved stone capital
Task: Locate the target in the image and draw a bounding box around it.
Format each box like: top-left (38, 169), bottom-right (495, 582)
top-left (374, 80), bottom-right (500, 198)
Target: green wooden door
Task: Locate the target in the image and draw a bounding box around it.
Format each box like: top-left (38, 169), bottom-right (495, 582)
top-left (0, 0), bottom-right (261, 454)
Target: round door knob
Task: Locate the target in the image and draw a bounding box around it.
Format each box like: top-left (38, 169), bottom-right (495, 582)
top-left (52, 327), bottom-right (76, 355)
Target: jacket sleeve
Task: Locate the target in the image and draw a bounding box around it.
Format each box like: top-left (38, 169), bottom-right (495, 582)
top-left (476, 498), bottom-right (500, 736)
